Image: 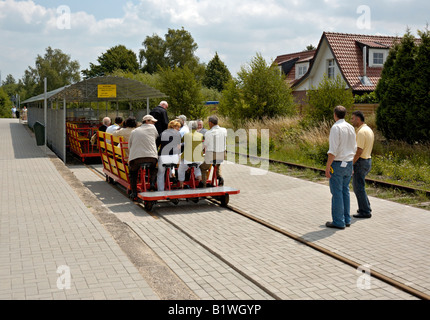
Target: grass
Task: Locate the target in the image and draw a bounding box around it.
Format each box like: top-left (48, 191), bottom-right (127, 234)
top-left (221, 114), bottom-right (430, 210)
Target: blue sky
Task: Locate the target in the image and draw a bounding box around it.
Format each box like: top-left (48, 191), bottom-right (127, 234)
top-left (1, 0), bottom-right (429, 85)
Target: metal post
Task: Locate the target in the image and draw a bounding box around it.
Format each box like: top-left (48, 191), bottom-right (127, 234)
top-left (63, 98), bottom-right (66, 163)
top-left (146, 97), bottom-right (149, 115)
top-left (44, 78), bottom-right (47, 149)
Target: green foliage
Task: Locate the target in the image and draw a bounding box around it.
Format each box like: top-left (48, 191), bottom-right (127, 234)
top-left (219, 53), bottom-right (296, 127)
top-left (354, 91), bottom-right (378, 103)
top-left (0, 87), bottom-right (13, 118)
top-left (376, 28), bottom-right (430, 143)
top-left (158, 66), bottom-right (206, 119)
top-left (140, 27), bottom-right (202, 75)
top-left (203, 52), bottom-right (232, 92)
top-left (299, 140), bottom-right (330, 166)
top-left (82, 45), bottom-right (139, 79)
top-left (26, 47), bottom-right (80, 96)
top-left (305, 74), bottom-right (354, 123)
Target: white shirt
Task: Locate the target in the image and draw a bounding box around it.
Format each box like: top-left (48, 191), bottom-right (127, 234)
top-left (203, 125), bottom-right (227, 153)
top-left (106, 124), bottom-right (120, 134)
top-left (327, 119), bottom-right (357, 162)
top-left (179, 124), bottom-right (189, 138)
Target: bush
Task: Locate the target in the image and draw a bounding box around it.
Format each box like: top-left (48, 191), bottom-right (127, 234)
top-left (354, 92), bottom-right (378, 103)
top-left (219, 53), bottom-right (296, 128)
top-left (305, 74), bottom-right (354, 123)
top-left (376, 28), bottom-right (430, 143)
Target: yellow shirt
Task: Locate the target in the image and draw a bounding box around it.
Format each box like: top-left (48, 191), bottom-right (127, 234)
top-left (356, 124), bottom-right (374, 159)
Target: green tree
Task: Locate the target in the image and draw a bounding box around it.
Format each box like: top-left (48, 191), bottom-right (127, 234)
top-left (376, 29), bottom-right (430, 142)
top-left (0, 87), bottom-right (13, 118)
top-left (26, 47), bottom-right (80, 95)
top-left (82, 45), bottom-right (139, 78)
top-left (203, 52), bottom-right (232, 92)
top-left (219, 53), bottom-right (296, 126)
top-left (139, 34), bottom-right (168, 74)
top-left (158, 66), bottom-right (206, 119)
top-left (411, 28), bottom-right (430, 142)
top-left (306, 74), bottom-right (354, 123)
top-left (139, 27), bottom-right (202, 75)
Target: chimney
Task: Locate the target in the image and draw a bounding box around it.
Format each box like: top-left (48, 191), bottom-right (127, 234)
top-left (363, 46), bottom-right (367, 77)
top-left (359, 45), bottom-right (372, 86)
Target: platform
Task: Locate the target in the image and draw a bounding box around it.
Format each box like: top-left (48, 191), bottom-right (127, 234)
top-left (2, 117), bottom-right (429, 302)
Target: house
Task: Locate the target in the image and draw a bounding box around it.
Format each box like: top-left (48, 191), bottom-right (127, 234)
top-left (274, 49), bottom-right (316, 86)
top-left (276, 32), bottom-right (405, 105)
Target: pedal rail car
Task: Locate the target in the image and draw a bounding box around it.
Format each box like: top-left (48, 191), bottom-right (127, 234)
top-left (97, 131), bottom-right (240, 210)
top-left (67, 122), bottom-right (101, 162)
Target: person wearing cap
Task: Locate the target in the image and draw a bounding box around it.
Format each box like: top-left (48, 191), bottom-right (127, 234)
top-left (128, 114), bottom-right (159, 199)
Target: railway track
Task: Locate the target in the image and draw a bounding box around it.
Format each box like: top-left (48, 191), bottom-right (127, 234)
top-left (235, 152), bottom-right (430, 198)
top-left (87, 163), bottom-right (430, 300)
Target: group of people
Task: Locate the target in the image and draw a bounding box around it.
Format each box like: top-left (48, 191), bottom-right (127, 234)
top-left (11, 106), bottom-right (27, 120)
top-left (325, 105), bottom-right (375, 230)
top-left (100, 101), bottom-right (227, 201)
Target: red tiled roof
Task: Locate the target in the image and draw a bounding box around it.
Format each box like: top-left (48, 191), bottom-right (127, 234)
top-left (274, 49), bottom-right (316, 65)
top-left (275, 50), bottom-right (316, 84)
top-left (324, 32), bottom-right (402, 91)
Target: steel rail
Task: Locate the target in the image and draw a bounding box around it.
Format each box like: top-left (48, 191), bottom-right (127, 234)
top-left (209, 198), bottom-right (430, 300)
top-left (233, 152), bottom-right (430, 198)
top-left (87, 163), bottom-right (430, 300)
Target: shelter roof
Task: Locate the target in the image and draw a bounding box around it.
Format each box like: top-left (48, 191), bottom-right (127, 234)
top-left (22, 76), bottom-right (166, 104)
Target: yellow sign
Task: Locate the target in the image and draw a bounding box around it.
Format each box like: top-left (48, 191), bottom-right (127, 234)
top-left (98, 84), bottom-right (117, 98)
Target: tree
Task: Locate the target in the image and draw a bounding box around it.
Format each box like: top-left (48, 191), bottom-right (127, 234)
top-left (203, 52), bottom-right (232, 92)
top-left (139, 34), bottom-right (168, 74)
top-left (26, 47), bottom-right (80, 95)
top-left (82, 45), bottom-right (139, 78)
top-left (0, 87), bottom-right (13, 118)
top-left (306, 74), bottom-right (354, 123)
top-left (375, 28), bottom-right (430, 142)
top-left (219, 53), bottom-right (296, 126)
top-left (158, 66), bottom-right (206, 119)
top-left (139, 27), bottom-right (201, 74)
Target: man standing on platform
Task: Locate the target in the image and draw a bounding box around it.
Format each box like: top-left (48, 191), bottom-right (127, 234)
top-left (351, 110), bottom-right (374, 219)
top-left (325, 106), bottom-right (357, 229)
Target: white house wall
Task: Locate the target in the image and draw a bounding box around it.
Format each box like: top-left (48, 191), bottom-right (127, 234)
top-left (294, 37), bottom-right (346, 91)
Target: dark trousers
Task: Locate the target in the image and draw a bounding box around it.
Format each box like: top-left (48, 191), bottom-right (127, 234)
top-left (353, 158), bottom-right (372, 215)
top-left (129, 157), bottom-right (158, 194)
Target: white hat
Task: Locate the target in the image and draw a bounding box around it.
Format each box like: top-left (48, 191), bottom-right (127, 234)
top-left (142, 115), bottom-right (158, 122)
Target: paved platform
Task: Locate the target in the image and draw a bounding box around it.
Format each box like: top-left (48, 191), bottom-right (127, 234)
top-left (1, 118), bottom-right (429, 301)
top-left (0, 119), bottom-right (158, 299)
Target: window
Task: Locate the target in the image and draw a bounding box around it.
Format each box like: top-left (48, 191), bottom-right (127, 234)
top-left (296, 63), bottom-right (308, 79)
top-left (373, 52), bottom-right (384, 65)
top-left (327, 59), bottom-right (335, 78)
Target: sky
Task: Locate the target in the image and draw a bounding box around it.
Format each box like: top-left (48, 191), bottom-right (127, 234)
top-left (0, 0), bottom-right (429, 85)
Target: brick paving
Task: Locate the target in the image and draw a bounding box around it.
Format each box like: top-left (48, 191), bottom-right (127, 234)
top-left (0, 119), bottom-right (158, 300)
top-left (2, 118), bottom-right (428, 300)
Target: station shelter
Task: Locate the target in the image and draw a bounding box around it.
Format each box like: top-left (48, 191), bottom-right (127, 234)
top-left (22, 76), bottom-right (167, 163)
